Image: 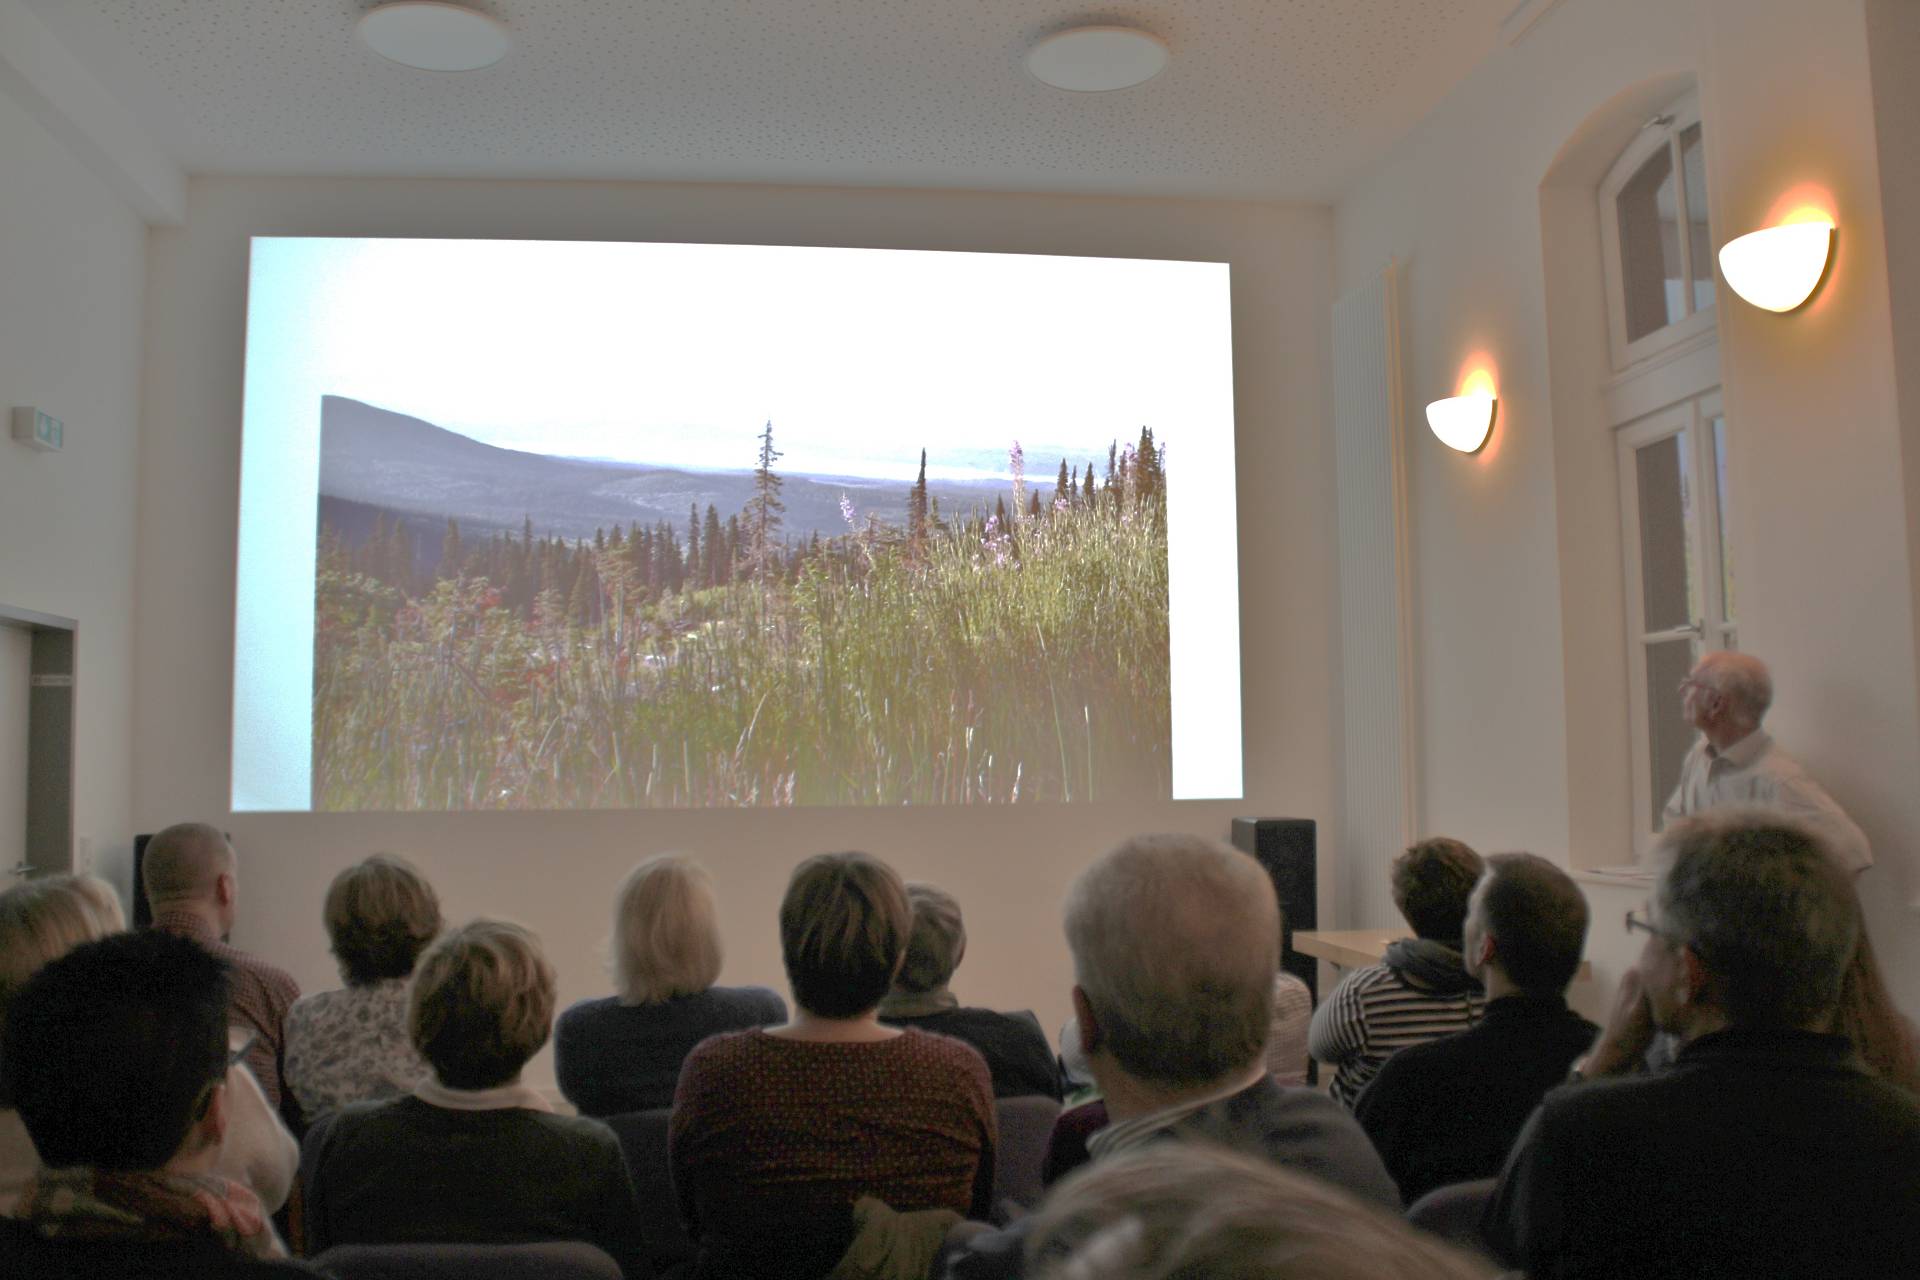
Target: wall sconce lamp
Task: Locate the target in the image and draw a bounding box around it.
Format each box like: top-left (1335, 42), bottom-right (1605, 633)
top-left (1717, 218), bottom-right (1835, 312)
top-left (1425, 393), bottom-right (1497, 453)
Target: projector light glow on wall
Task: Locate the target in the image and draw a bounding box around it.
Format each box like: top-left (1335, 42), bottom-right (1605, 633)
top-left (1425, 393), bottom-right (1497, 453)
top-left (1717, 217), bottom-right (1835, 313)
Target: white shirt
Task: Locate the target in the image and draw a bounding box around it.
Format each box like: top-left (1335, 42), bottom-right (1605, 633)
top-left (1664, 729), bottom-right (1872, 873)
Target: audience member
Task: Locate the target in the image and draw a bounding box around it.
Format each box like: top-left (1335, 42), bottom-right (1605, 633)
top-left (1836, 924), bottom-right (1920, 1095)
top-left (947, 835), bottom-right (1397, 1280)
top-left (0, 930), bottom-right (317, 1277)
top-left (1308, 838), bottom-right (1486, 1106)
top-left (1483, 811), bottom-right (1920, 1278)
top-left (671, 851), bottom-right (995, 1280)
top-left (1026, 1143), bottom-right (1492, 1280)
top-left (1665, 651), bottom-right (1871, 873)
top-left (0, 875), bottom-right (297, 1216)
top-left (146, 823), bottom-right (302, 1114)
top-left (1354, 853), bottom-right (1596, 1203)
top-left (300, 920), bottom-right (645, 1276)
top-left (556, 854), bottom-right (786, 1116)
top-left (284, 854), bottom-right (441, 1118)
top-left (878, 882), bottom-right (1060, 1099)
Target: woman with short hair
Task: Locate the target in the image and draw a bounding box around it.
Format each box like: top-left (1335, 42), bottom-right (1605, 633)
top-left (0, 875), bottom-right (298, 1217)
top-left (300, 919), bottom-right (644, 1276)
top-left (556, 853), bottom-right (786, 1116)
top-left (670, 852), bottom-right (995, 1280)
top-left (284, 854), bottom-right (442, 1117)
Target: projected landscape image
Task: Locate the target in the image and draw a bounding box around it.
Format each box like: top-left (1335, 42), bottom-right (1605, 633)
top-left (313, 396), bottom-right (1171, 809)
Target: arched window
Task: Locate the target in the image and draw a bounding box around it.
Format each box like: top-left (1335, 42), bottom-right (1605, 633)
top-left (1600, 95), bottom-right (1715, 369)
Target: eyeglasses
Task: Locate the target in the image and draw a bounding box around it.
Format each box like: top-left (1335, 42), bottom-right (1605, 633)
top-left (190, 1032), bottom-right (258, 1123)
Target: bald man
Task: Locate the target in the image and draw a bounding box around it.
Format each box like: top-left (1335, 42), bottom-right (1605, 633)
top-left (145, 823), bottom-right (301, 1113)
top-left (1664, 652), bottom-right (1871, 874)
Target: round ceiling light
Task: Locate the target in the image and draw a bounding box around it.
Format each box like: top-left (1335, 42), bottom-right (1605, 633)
top-left (359, 2), bottom-right (511, 72)
top-left (1026, 26), bottom-right (1168, 92)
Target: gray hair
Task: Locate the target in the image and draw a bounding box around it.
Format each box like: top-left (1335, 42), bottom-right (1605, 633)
top-left (1064, 834), bottom-right (1277, 1088)
top-left (1699, 651), bottom-right (1774, 724)
top-left (1654, 810), bottom-right (1858, 1029)
top-left (896, 883), bottom-right (966, 994)
top-left (1028, 1142), bottom-right (1494, 1280)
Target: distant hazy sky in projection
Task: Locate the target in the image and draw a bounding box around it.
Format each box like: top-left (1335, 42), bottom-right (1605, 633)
top-left (260, 237), bottom-right (1228, 482)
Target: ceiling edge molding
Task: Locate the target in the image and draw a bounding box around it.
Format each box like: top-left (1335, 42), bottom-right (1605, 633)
top-left (1501, 0), bottom-right (1572, 47)
top-left (0, 0), bottom-right (185, 224)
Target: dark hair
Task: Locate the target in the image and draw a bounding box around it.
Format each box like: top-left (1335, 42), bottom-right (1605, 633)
top-left (1392, 838), bottom-right (1485, 944)
top-left (1657, 812), bottom-right (1858, 1029)
top-left (779, 852), bottom-right (910, 1018)
top-left (1477, 853), bottom-right (1590, 994)
top-left (325, 854), bottom-right (443, 986)
top-left (4, 931), bottom-right (229, 1170)
top-left (409, 920), bottom-right (555, 1090)
top-left (896, 883), bottom-right (966, 995)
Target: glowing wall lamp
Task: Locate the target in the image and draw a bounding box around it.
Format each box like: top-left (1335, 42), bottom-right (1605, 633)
top-left (1717, 216), bottom-right (1835, 313)
top-left (1427, 367), bottom-right (1497, 454)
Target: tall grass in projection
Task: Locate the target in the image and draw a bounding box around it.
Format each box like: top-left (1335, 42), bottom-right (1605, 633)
top-left (312, 416), bottom-right (1172, 809)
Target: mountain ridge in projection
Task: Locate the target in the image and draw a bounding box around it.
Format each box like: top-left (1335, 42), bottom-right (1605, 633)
top-left (316, 395), bottom-right (1012, 544)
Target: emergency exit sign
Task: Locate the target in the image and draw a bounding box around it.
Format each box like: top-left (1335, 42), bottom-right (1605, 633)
top-left (11, 407), bottom-right (63, 452)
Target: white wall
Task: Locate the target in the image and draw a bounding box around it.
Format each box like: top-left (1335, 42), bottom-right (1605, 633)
top-left (0, 81), bottom-right (146, 893)
top-left (1335, 0), bottom-right (1920, 1015)
top-left (136, 177), bottom-right (1338, 1088)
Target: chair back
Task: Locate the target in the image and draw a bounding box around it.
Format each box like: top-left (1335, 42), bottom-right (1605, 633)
top-left (604, 1107), bottom-right (699, 1271)
top-left (1405, 1177), bottom-right (1499, 1254)
top-left (992, 1094), bottom-right (1062, 1217)
top-left (312, 1241), bottom-right (622, 1280)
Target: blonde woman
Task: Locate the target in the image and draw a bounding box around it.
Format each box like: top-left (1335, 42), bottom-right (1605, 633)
top-left (0, 875), bottom-right (297, 1215)
top-left (284, 855), bottom-right (442, 1117)
top-left (555, 854), bottom-right (786, 1116)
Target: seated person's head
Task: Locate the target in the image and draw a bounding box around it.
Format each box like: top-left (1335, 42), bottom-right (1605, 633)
top-left (1645, 810), bottom-right (1858, 1038)
top-left (5, 930), bottom-right (231, 1173)
top-left (779, 852), bottom-right (910, 1018)
top-left (612, 853), bottom-right (724, 1004)
top-left (1027, 1142), bottom-right (1493, 1280)
top-left (892, 883), bottom-right (966, 998)
top-left (1064, 834), bottom-right (1277, 1091)
top-left (1391, 838), bottom-right (1484, 946)
top-left (409, 920), bottom-right (555, 1090)
top-left (1464, 853), bottom-right (1590, 996)
top-left (0, 875), bottom-right (126, 1081)
top-left (325, 854), bottom-right (443, 988)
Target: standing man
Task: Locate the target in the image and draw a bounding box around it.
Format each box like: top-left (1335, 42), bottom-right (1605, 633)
top-left (1665, 651), bottom-right (1871, 874)
top-left (146, 823), bottom-right (301, 1115)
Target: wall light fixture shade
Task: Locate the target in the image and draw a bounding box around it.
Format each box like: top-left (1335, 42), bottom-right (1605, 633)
top-left (1716, 220), bottom-right (1834, 312)
top-left (1426, 393), bottom-right (1497, 453)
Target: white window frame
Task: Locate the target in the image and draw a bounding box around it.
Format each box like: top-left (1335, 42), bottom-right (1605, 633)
top-left (1599, 93), bottom-right (1716, 372)
top-left (1616, 390), bottom-right (1732, 857)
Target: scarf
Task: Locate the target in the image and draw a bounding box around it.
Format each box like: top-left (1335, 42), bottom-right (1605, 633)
top-left (18, 1166), bottom-right (282, 1259)
top-left (1382, 938), bottom-right (1483, 996)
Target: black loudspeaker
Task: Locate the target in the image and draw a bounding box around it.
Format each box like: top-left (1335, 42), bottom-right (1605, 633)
top-left (132, 832), bottom-right (152, 928)
top-left (1230, 818), bottom-right (1318, 1003)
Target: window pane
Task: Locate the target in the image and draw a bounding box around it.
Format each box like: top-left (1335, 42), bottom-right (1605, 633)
top-left (1647, 638), bottom-right (1697, 830)
top-left (1617, 144), bottom-right (1685, 341)
top-left (1681, 124), bottom-right (1714, 315)
top-left (1635, 432), bottom-right (1698, 632)
top-left (1712, 414), bottom-right (1733, 623)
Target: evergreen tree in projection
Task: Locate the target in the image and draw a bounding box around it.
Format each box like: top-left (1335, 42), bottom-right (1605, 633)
top-left (745, 420), bottom-right (786, 583)
top-left (1028, 490), bottom-right (1042, 520)
top-left (568, 555), bottom-right (597, 626)
top-left (594, 526), bottom-right (606, 552)
top-left (1135, 426), bottom-right (1163, 506)
top-left (994, 494), bottom-right (1009, 532)
top-left (1082, 462), bottom-right (1096, 504)
top-left (725, 515), bottom-right (742, 585)
top-left (440, 518), bottom-right (462, 581)
top-left (702, 504), bottom-right (723, 588)
top-left (1105, 441), bottom-right (1120, 508)
top-left (908, 448), bottom-right (929, 553)
top-left (608, 524), bottom-right (625, 549)
top-left (686, 503), bottom-right (701, 586)
top-left (1055, 459), bottom-right (1071, 511)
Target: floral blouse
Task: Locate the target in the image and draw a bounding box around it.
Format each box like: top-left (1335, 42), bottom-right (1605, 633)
top-left (284, 979), bottom-right (431, 1119)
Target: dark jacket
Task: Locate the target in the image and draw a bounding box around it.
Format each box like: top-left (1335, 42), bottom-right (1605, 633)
top-left (1483, 1027), bottom-right (1920, 1279)
top-left (0, 1216), bottom-right (322, 1279)
top-left (1354, 992), bottom-right (1596, 1203)
top-left (878, 1005), bottom-right (1061, 1099)
top-left (555, 987), bottom-right (789, 1116)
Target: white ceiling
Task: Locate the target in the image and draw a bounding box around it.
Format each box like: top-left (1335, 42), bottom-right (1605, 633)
top-left (24, 0), bottom-right (1514, 202)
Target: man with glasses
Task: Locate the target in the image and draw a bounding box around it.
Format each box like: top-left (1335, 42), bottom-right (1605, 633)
top-left (1482, 812), bottom-right (1920, 1279)
top-left (0, 930), bottom-right (317, 1277)
top-left (1665, 651), bottom-right (1871, 874)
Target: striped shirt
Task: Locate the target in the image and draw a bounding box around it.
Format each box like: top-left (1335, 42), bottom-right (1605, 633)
top-left (1308, 963), bottom-right (1484, 1108)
